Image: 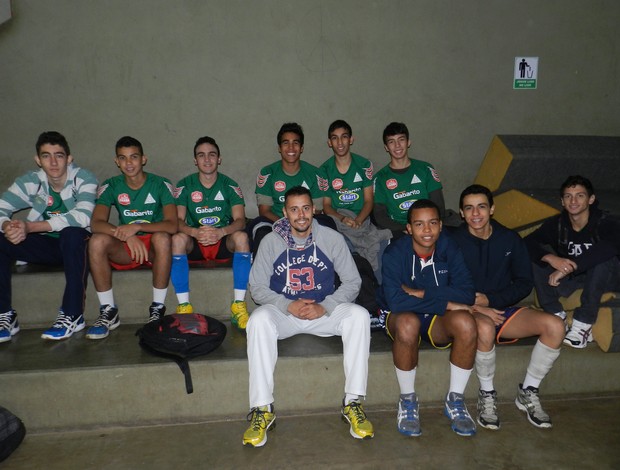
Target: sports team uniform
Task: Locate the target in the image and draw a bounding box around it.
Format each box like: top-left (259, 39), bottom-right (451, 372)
top-left (255, 160), bottom-right (327, 218)
top-left (96, 172), bottom-right (176, 269)
top-left (373, 159), bottom-right (442, 225)
top-left (451, 220), bottom-right (535, 343)
top-left (320, 153), bottom-right (373, 215)
top-left (379, 231), bottom-right (475, 347)
top-left (176, 172), bottom-right (244, 260)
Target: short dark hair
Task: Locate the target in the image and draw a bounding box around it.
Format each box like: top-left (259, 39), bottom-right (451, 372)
top-left (407, 199), bottom-right (440, 223)
top-left (277, 122), bottom-right (304, 146)
top-left (328, 120), bottom-right (352, 138)
top-left (459, 184), bottom-right (494, 209)
top-left (383, 122), bottom-right (409, 144)
top-left (115, 136), bottom-right (144, 155)
top-left (193, 136), bottom-right (220, 157)
top-left (36, 131), bottom-right (70, 156)
top-left (561, 175), bottom-right (594, 197)
top-left (284, 185), bottom-right (312, 203)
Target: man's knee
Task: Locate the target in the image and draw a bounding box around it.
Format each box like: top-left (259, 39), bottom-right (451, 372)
top-left (475, 315), bottom-right (496, 347)
top-left (390, 313), bottom-right (421, 344)
top-left (230, 230), bottom-right (250, 252)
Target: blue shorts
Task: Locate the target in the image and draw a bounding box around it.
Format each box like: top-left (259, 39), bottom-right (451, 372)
top-left (494, 306), bottom-right (526, 344)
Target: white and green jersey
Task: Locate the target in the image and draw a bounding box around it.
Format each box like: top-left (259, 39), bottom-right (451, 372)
top-left (96, 173), bottom-right (176, 229)
top-left (176, 172), bottom-right (244, 228)
top-left (373, 158), bottom-right (442, 225)
top-left (255, 160), bottom-right (327, 218)
top-left (320, 153), bottom-right (373, 214)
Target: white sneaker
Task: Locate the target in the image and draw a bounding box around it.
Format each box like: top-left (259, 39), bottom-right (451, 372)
top-left (563, 319), bottom-right (593, 349)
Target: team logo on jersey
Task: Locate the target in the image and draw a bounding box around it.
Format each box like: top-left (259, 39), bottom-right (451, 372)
top-left (256, 172), bottom-right (269, 188)
top-left (386, 179), bottom-right (398, 190)
top-left (199, 216), bottom-right (220, 226)
top-left (118, 193), bottom-right (131, 206)
top-left (172, 186), bottom-right (182, 199)
top-left (214, 191), bottom-right (224, 201)
top-left (46, 211), bottom-right (62, 217)
top-left (47, 196), bottom-right (54, 206)
top-left (411, 174), bottom-right (422, 184)
top-left (145, 193), bottom-right (156, 204)
top-left (317, 175), bottom-right (329, 192)
top-left (332, 179), bottom-right (343, 190)
top-left (429, 166), bottom-right (441, 182)
top-left (339, 193), bottom-right (359, 203)
top-left (128, 219), bottom-right (151, 224)
top-left (191, 191), bottom-right (203, 203)
top-left (364, 164), bottom-right (373, 180)
top-left (399, 200), bottom-right (415, 211)
top-left (123, 209), bottom-right (154, 217)
top-left (164, 181), bottom-right (176, 197)
top-left (301, 181), bottom-right (310, 190)
top-left (97, 184), bottom-right (109, 199)
top-left (353, 173), bottom-right (362, 183)
top-left (275, 181), bottom-right (286, 192)
top-left (230, 185), bottom-right (244, 199)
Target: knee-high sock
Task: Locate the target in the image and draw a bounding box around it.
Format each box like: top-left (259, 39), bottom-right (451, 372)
top-left (233, 252), bottom-right (251, 301)
top-left (171, 255), bottom-right (190, 303)
top-left (522, 339), bottom-right (561, 389)
top-left (475, 347), bottom-right (496, 392)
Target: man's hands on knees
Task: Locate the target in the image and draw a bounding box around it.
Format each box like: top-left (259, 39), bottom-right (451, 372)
top-left (288, 299), bottom-right (326, 320)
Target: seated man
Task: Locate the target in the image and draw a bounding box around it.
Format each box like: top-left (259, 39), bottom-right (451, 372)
top-left (86, 136), bottom-right (178, 339)
top-left (525, 175), bottom-right (620, 348)
top-left (452, 184), bottom-right (564, 430)
top-left (249, 122), bottom-right (332, 257)
top-left (373, 122), bottom-right (445, 239)
top-left (380, 199), bottom-right (477, 437)
top-left (0, 131), bottom-right (97, 341)
top-left (172, 136), bottom-right (251, 329)
top-left (243, 186), bottom-right (373, 447)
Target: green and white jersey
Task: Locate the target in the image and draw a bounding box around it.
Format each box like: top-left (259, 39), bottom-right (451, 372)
top-left (255, 160), bottom-right (327, 218)
top-left (96, 173), bottom-right (176, 228)
top-left (41, 189), bottom-right (68, 238)
top-left (320, 153), bottom-right (373, 214)
top-left (373, 158), bottom-right (442, 225)
top-left (176, 172), bottom-right (245, 228)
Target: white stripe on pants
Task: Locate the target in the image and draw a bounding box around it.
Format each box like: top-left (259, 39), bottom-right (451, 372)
top-left (247, 302), bottom-right (370, 408)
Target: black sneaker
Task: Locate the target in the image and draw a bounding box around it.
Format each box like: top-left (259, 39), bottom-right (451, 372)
top-left (86, 305), bottom-right (120, 340)
top-left (148, 302), bottom-right (166, 323)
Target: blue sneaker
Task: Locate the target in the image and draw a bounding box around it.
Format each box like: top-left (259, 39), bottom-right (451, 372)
top-left (41, 311), bottom-right (85, 340)
top-left (86, 305), bottom-right (120, 340)
top-left (444, 392), bottom-right (476, 436)
top-left (397, 393), bottom-right (421, 436)
top-left (0, 310), bottom-right (19, 343)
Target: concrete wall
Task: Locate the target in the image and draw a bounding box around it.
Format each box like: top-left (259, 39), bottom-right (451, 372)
top-left (0, 0), bottom-right (618, 215)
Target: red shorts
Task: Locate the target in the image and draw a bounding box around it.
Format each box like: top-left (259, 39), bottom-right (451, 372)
top-left (110, 234), bottom-right (153, 270)
top-left (188, 238), bottom-right (232, 264)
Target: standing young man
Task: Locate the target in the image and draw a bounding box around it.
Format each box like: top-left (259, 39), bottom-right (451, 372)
top-left (379, 199), bottom-right (477, 437)
top-left (86, 136), bottom-right (177, 339)
top-left (249, 122), bottom-right (330, 257)
top-left (525, 175), bottom-right (620, 348)
top-left (373, 122), bottom-right (445, 239)
top-left (0, 131), bottom-right (97, 341)
top-left (172, 136), bottom-right (251, 329)
top-left (243, 186), bottom-right (373, 447)
top-left (452, 184), bottom-right (564, 429)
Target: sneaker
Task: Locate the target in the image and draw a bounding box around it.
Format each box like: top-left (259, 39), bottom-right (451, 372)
top-left (341, 399), bottom-right (374, 439)
top-left (242, 405), bottom-right (276, 447)
top-left (371, 308), bottom-right (388, 332)
top-left (444, 392), bottom-right (476, 436)
top-left (515, 384), bottom-right (552, 428)
top-left (41, 311), bottom-right (85, 340)
top-left (86, 305), bottom-right (120, 340)
top-left (176, 302), bottom-right (194, 314)
top-left (563, 319), bottom-right (593, 348)
top-left (397, 393), bottom-right (421, 436)
top-left (0, 310), bottom-right (19, 343)
top-left (148, 302), bottom-right (166, 323)
top-left (477, 389), bottom-right (500, 430)
top-left (230, 301), bottom-right (249, 330)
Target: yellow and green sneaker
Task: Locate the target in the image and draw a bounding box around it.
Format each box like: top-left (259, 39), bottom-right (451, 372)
top-left (231, 301), bottom-right (249, 330)
top-left (176, 302), bottom-right (194, 314)
top-left (342, 400), bottom-right (374, 439)
top-left (242, 405), bottom-right (276, 447)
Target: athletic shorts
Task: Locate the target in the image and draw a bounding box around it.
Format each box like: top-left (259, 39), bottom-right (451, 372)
top-left (385, 312), bottom-right (450, 350)
top-left (188, 237), bottom-right (232, 264)
top-left (110, 234), bottom-right (153, 270)
top-left (494, 306), bottom-right (526, 345)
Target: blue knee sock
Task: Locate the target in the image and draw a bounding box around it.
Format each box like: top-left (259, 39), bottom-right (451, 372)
top-left (171, 255), bottom-right (190, 294)
top-left (233, 252), bottom-right (251, 291)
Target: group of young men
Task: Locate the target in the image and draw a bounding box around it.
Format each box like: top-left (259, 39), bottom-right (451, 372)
top-left (0, 124), bottom-right (618, 448)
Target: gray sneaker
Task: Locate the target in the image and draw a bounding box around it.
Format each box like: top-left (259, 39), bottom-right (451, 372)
top-left (444, 392), bottom-right (476, 436)
top-left (477, 389), bottom-right (500, 430)
top-left (515, 384), bottom-right (552, 428)
top-left (397, 393), bottom-right (421, 436)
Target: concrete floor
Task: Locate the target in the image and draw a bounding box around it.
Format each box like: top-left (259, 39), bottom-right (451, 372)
top-left (5, 394), bottom-right (620, 470)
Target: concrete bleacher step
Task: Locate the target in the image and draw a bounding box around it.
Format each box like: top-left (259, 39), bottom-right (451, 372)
top-left (11, 265), bottom-right (256, 328)
top-left (1, 323), bottom-right (620, 433)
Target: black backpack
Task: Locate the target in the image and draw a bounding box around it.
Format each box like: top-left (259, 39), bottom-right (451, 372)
top-left (352, 253), bottom-right (380, 316)
top-left (136, 313), bottom-right (227, 394)
top-left (0, 406), bottom-right (25, 463)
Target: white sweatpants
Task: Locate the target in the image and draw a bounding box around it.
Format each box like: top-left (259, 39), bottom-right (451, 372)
top-left (247, 302), bottom-right (370, 408)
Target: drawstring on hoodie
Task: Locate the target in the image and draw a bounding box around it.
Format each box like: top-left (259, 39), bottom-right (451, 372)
top-left (411, 252), bottom-right (439, 286)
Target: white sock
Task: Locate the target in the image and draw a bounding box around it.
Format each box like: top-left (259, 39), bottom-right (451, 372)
top-left (234, 289), bottom-right (246, 302)
top-left (395, 366), bottom-right (416, 395)
top-left (475, 347), bottom-right (496, 392)
top-left (522, 339), bottom-right (561, 389)
top-left (97, 289), bottom-right (115, 307)
top-left (176, 293), bottom-right (190, 304)
top-left (449, 362), bottom-right (473, 395)
top-left (344, 393), bottom-right (359, 405)
top-left (153, 287), bottom-right (167, 305)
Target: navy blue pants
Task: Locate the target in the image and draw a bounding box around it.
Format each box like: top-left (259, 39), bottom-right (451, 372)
top-left (0, 227), bottom-right (90, 319)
